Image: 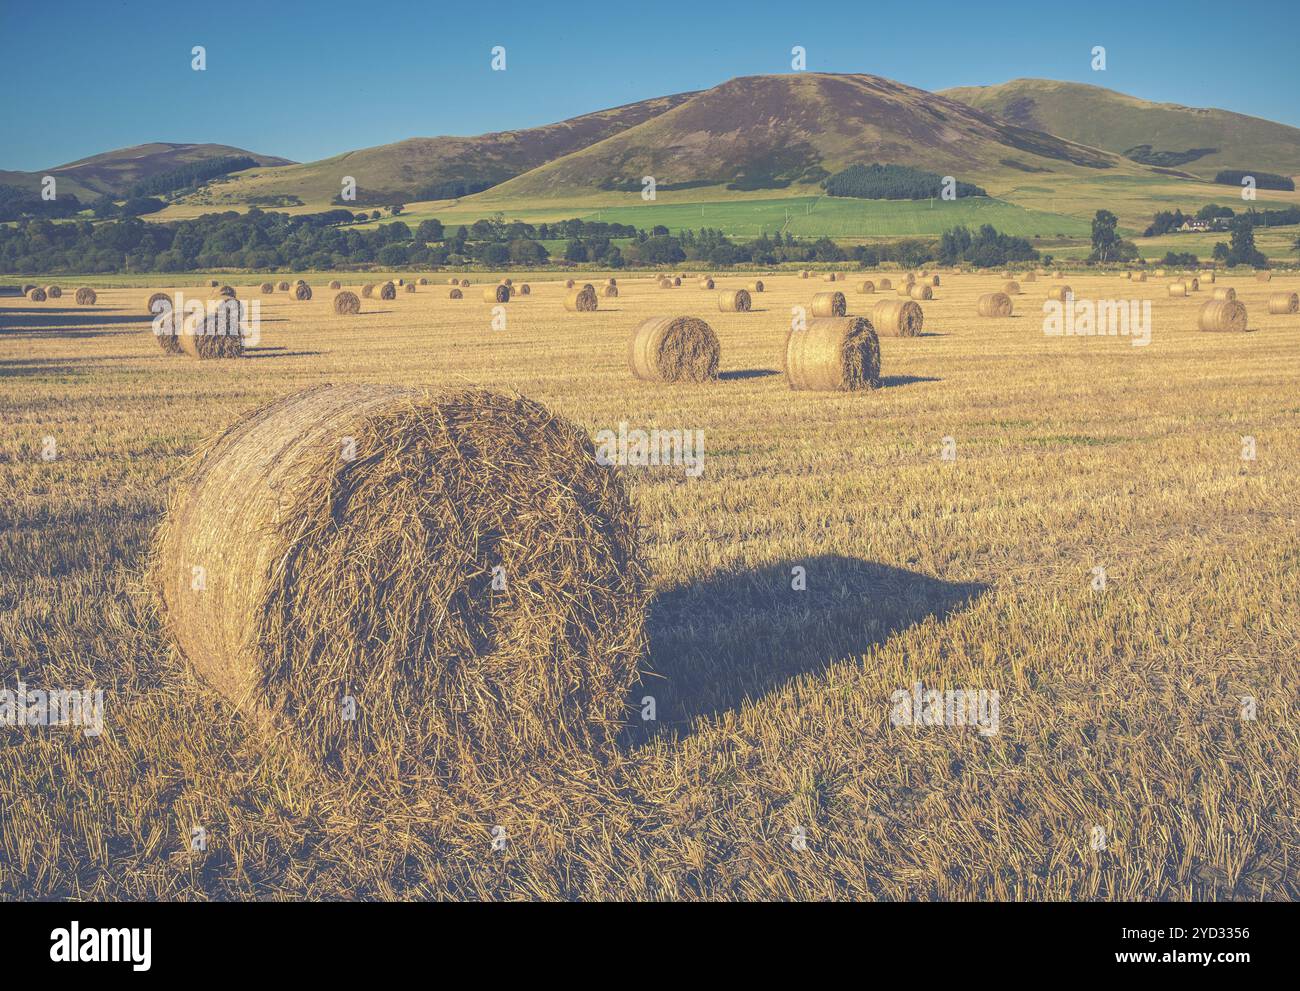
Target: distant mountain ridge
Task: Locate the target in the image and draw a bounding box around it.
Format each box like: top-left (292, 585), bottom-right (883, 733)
top-left (0, 143), bottom-right (294, 200)
top-left (940, 78), bottom-right (1300, 180)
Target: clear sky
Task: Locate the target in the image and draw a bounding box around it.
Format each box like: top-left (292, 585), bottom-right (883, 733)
top-left (2, 0), bottom-right (1297, 171)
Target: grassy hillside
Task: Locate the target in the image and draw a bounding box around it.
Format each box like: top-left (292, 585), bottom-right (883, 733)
top-left (943, 79), bottom-right (1300, 181)
top-left (179, 92), bottom-right (697, 210)
top-left (0, 143), bottom-right (293, 200)
top-left (491, 73), bottom-right (1146, 201)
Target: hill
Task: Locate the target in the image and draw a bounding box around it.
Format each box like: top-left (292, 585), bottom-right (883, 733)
top-left (179, 92), bottom-right (698, 210)
top-left (941, 78), bottom-right (1300, 180)
top-left (0, 142), bottom-right (293, 200)
top-left (479, 73), bottom-right (1149, 202)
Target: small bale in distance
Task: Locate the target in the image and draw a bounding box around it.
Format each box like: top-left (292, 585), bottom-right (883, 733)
top-left (1198, 299), bottom-right (1249, 333)
top-left (565, 286), bottom-right (598, 312)
top-left (784, 316), bottom-right (881, 392)
top-left (377, 282), bottom-right (397, 300)
top-left (1168, 282), bottom-right (1187, 297)
top-left (977, 292), bottom-right (1013, 317)
top-left (718, 289), bottom-right (751, 312)
top-left (628, 316), bottom-right (720, 383)
top-left (1048, 285), bottom-right (1072, 302)
top-left (293, 283), bottom-right (313, 301)
top-left (27, 287), bottom-right (47, 301)
top-left (1003, 280), bottom-right (1021, 295)
top-left (811, 291), bottom-right (846, 317)
top-left (277, 281), bottom-right (290, 291)
top-left (260, 282), bottom-right (274, 293)
top-left (44, 285), bottom-right (62, 298)
top-left (750, 280), bottom-right (764, 293)
top-left (483, 285), bottom-right (510, 303)
top-left (859, 281), bottom-right (876, 294)
top-left (449, 288), bottom-right (463, 299)
top-left (871, 299), bottom-right (925, 337)
top-left (909, 284), bottom-right (933, 300)
top-left (329, 280), bottom-right (341, 290)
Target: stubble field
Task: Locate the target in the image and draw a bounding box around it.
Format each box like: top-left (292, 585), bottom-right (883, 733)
top-left (1, 268), bottom-right (1297, 900)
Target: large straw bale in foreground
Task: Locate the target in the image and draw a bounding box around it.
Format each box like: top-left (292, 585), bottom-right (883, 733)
top-left (976, 292), bottom-right (1013, 317)
top-left (871, 299), bottom-right (924, 337)
top-left (75, 287), bottom-right (97, 304)
top-left (333, 291), bottom-right (361, 315)
top-left (151, 384), bottom-right (647, 778)
top-left (783, 317), bottom-right (881, 391)
top-left (628, 316), bottom-right (720, 383)
top-left (1198, 300), bottom-right (1249, 333)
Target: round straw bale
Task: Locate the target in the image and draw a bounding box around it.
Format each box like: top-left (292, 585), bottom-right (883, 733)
top-left (976, 292), bottom-right (1014, 317)
top-left (460, 279), bottom-right (470, 287)
top-left (150, 383), bottom-right (647, 778)
top-left (565, 286), bottom-right (598, 312)
top-left (209, 280), bottom-right (220, 287)
top-left (329, 280), bottom-right (341, 290)
top-left (871, 299), bottom-right (924, 337)
top-left (449, 277), bottom-right (459, 286)
top-left (1267, 291), bottom-right (1299, 314)
top-left (449, 288), bottom-right (463, 299)
top-left (333, 290), bottom-right (361, 315)
top-left (73, 287), bottom-right (96, 305)
top-left (361, 283), bottom-right (375, 298)
top-left (1154, 269), bottom-right (1167, 277)
top-left (519, 284), bottom-right (530, 295)
top-left (1168, 282), bottom-right (1187, 297)
top-left (27, 287), bottom-right (47, 301)
top-left (783, 317), bottom-right (880, 391)
top-left (1002, 280), bottom-right (1021, 295)
top-left (909, 284), bottom-right (933, 300)
top-left (800, 270), bottom-right (810, 279)
top-left (377, 282), bottom-right (397, 300)
top-left (565, 279), bottom-right (576, 289)
top-left (419, 278), bottom-right (429, 286)
top-left (150, 296), bottom-right (181, 354)
top-left (1256, 272), bottom-right (1273, 283)
top-left (500, 278), bottom-right (513, 287)
top-left (277, 281), bottom-right (290, 291)
top-left (930, 275), bottom-right (940, 286)
top-left (750, 280), bottom-right (764, 293)
top-left (672, 276), bottom-right (681, 287)
top-left (859, 281), bottom-right (875, 294)
top-left (628, 316), bottom-right (720, 383)
top-left (292, 283), bottom-right (312, 301)
top-left (1054, 271), bottom-right (1067, 280)
top-left (603, 284), bottom-right (619, 298)
top-left (823, 273), bottom-right (838, 282)
top-left (1023, 272), bottom-right (1036, 283)
top-left (180, 298), bottom-right (244, 358)
top-left (658, 277), bottom-right (673, 289)
top-left (718, 289), bottom-right (751, 312)
top-left (1121, 272), bottom-right (1132, 280)
top-left (1047, 285), bottom-right (1072, 302)
top-left (699, 277), bottom-right (715, 290)
top-left (44, 285), bottom-right (62, 298)
top-left (260, 282), bottom-right (274, 293)
top-left (606, 278), bottom-right (617, 287)
top-left (1212, 287), bottom-right (1237, 302)
top-left (1133, 272), bottom-right (1147, 282)
top-left (294, 279), bottom-right (306, 287)
top-left (1198, 299), bottom-right (1249, 333)
top-left (483, 285), bottom-right (510, 304)
top-left (405, 282), bottom-right (417, 293)
top-left (1202, 271), bottom-right (1215, 283)
top-left (810, 291), bottom-right (846, 317)
top-left (1189, 277), bottom-right (1200, 291)
top-left (878, 278), bottom-right (892, 291)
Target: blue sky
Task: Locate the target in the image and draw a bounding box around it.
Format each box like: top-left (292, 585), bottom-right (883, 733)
top-left (2, 0), bottom-right (1297, 170)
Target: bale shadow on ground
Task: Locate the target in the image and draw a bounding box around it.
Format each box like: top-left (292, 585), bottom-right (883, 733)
top-left (879, 375), bottom-right (941, 388)
top-left (243, 347), bottom-right (322, 358)
top-left (624, 554), bottom-right (986, 744)
top-left (718, 369), bottom-right (780, 381)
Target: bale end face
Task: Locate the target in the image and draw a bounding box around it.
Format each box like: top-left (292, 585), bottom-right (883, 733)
top-left (76, 286), bottom-right (97, 304)
top-left (151, 384), bottom-right (647, 779)
top-left (628, 316), bottom-right (721, 383)
top-left (333, 290), bottom-right (361, 315)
